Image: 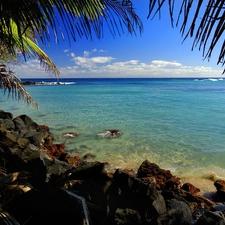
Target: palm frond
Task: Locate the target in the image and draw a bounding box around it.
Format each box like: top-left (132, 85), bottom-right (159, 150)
top-left (62, 188), bottom-right (92, 225)
top-left (0, 169), bottom-right (32, 210)
top-left (147, 0), bottom-right (225, 73)
top-left (0, 0), bottom-right (143, 56)
top-left (0, 210), bottom-right (20, 225)
top-left (0, 64), bottom-right (38, 108)
top-left (2, 19), bottom-right (60, 76)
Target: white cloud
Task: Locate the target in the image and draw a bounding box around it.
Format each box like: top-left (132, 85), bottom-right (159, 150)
top-left (12, 52), bottom-right (222, 78)
top-left (10, 60), bottom-right (48, 78)
top-left (151, 60), bottom-right (182, 67)
top-left (92, 48), bottom-right (105, 53)
top-left (71, 54), bottom-right (115, 69)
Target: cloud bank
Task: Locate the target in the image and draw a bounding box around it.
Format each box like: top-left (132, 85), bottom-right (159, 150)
top-left (13, 49), bottom-right (222, 78)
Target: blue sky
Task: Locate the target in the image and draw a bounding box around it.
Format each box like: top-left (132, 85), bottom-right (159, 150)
top-left (14, 1), bottom-right (224, 78)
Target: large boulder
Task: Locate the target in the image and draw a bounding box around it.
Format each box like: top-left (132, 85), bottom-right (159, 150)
top-left (113, 169), bottom-right (167, 222)
top-left (0, 110), bottom-right (13, 119)
top-left (195, 211), bottom-right (225, 225)
top-left (214, 179), bottom-right (225, 202)
top-left (158, 192), bottom-right (193, 225)
top-left (137, 159), bottom-right (181, 190)
top-left (114, 208), bottom-right (142, 225)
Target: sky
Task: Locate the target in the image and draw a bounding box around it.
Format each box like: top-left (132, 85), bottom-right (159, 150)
top-left (13, 1), bottom-right (224, 79)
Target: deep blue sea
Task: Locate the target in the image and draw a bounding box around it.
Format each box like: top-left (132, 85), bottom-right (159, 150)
top-left (2, 78), bottom-right (225, 192)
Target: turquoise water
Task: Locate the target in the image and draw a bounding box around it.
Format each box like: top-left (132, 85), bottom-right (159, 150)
top-left (2, 78), bottom-right (225, 191)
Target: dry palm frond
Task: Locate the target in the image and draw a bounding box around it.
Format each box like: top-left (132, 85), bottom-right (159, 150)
top-left (61, 188), bottom-right (92, 225)
top-left (148, 0), bottom-right (225, 73)
top-left (0, 210), bottom-right (20, 225)
top-left (0, 64), bottom-right (38, 108)
top-left (0, 166), bottom-right (8, 177)
top-left (0, 171), bottom-right (32, 206)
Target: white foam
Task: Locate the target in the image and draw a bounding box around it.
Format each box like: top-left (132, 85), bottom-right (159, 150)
top-left (36, 81), bottom-right (76, 85)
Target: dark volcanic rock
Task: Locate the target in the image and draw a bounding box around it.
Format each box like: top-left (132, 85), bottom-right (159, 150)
top-left (195, 211), bottom-right (225, 225)
top-left (214, 179), bottom-right (225, 202)
top-left (158, 193), bottom-right (192, 225)
top-left (113, 169), bottom-right (167, 222)
top-left (181, 182), bottom-right (201, 195)
top-left (0, 110), bottom-right (13, 119)
top-left (114, 208), bottom-right (142, 225)
top-left (0, 118), bottom-right (15, 130)
top-left (137, 159), bottom-right (181, 191)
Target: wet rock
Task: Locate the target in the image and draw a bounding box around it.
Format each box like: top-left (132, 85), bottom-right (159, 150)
top-left (181, 182), bottom-right (201, 195)
top-left (137, 159), bottom-right (181, 190)
top-left (113, 169), bottom-right (167, 219)
top-left (13, 117), bottom-right (26, 131)
top-left (195, 211), bottom-right (225, 225)
top-left (63, 132), bottom-right (79, 137)
top-left (39, 124), bottom-right (50, 132)
top-left (157, 198), bottom-right (192, 225)
top-left (65, 155), bottom-right (83, 166)
top-left (66, 161), bottom-right (107, 180)
top-left (114, 208), bottom-right (142, 225)
top-left (82, 152), bottom-right (96, 160)
top-left (68, 162), bottom-right (113, 225)
top-left (214, 179), bottom-right (225, 201)
top-left (0, 110), bottom-right (13, 119)
top-left (97, 129), bottom-right (122, 138)
top-left (17, 114), bottom-right (39, 131)
top-left (45, 143), bottom-right (66, 158)
top-left (211, 203), bottom-right (225, 212)
top-left (0, 118), bottom-right (15, 130)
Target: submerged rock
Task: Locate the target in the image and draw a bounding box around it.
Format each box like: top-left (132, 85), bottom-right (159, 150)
top-left (97, 129), bottom-right (122, 138)
top-left (63, 132), bottom-right (79, 137)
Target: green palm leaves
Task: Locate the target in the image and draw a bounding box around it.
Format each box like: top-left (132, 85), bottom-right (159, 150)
top-left (0, 0), bottom-right (143, 56)
top-left (0, 0), bottom-right (143, 106)
top-left (6, 19), bottom-right (60, 76)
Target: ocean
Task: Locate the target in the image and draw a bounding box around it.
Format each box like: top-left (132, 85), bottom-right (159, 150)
top-left (2, 78), bottom-right (225, 193)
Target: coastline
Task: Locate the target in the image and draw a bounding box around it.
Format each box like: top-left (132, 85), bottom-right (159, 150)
top-left (3, 78), bottom-right (225, 196)
top-left (1, 109), bottom-right (225, 224)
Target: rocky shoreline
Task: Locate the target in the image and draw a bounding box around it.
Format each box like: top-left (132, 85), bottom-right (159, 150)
top-left (0, 110), bottom-right (225, 225)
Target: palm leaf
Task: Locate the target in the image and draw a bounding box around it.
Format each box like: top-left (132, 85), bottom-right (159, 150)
top-left (3, 20), bottom-right (60, 76)
top-left (0, 210), bottom-right (20, 225)
top-left (62, 188), bottom-right (92, 225)
top-left (0, 0), bottom-right (143, 56)
top-left (147, 0), bottom-right (225, 73)
top-left (0, 64), bottom-right (38, 107)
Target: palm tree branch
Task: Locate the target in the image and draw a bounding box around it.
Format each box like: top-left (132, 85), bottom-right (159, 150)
top-left (147, 0), bottom-right (225, 73)
top-left (0, 0), bottom-right (143, 55)
top-left (0, 64), bottom-right (38, 108)
top-left (4, 19), bottom-right (60, 76)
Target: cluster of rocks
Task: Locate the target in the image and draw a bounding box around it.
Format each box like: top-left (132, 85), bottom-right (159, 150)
top-left (1, 110), bottom-right (225, 225)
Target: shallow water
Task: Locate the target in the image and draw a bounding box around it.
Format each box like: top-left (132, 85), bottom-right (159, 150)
top-left (2, 78), bottom-right (225, 192)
